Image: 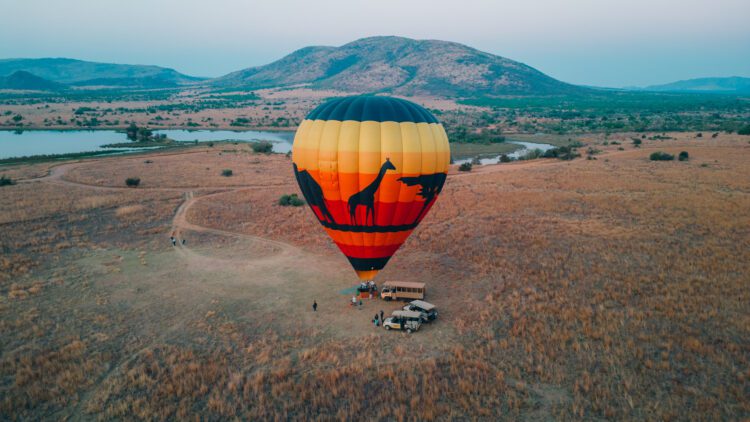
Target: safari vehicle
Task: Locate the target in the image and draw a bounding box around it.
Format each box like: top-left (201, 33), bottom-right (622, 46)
top-left (380, 281), bottom-right (425, 301)
top-left (402, 300), bottom-right (438, 322)
top-left (382, 310), bottom-right (422, 333)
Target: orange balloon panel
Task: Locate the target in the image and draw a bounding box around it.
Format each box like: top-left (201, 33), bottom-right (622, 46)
top-left (292, 96), bottom-right (449, 280)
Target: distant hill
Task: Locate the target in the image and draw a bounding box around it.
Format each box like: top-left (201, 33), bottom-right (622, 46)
top-left (0, 70), bottom-right (64, 91)
top-left (0, 58), bottom-right (203, 89)
top-left (643, 77), bottom-right (750, 94)
top-left (212, 36), bottom-right (584, 97)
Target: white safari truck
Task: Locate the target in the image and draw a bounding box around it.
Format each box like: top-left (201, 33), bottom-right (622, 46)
top-left (403, 300), bottom-right (438, 322)
top-left (383, 310), bottom-right (423, 333)
top-left (380, 281), bottom-right (425, 301)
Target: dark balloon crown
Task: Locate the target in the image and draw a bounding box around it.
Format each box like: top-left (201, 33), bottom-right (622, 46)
top-left (306, 96), bottom-right (439, 124)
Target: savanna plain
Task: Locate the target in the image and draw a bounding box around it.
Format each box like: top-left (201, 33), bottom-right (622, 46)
top-left (1, 132), bottom-right (749, 420)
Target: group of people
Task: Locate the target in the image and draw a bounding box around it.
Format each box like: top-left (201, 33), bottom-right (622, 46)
top-left (357, 281), bottom-right (378, 299)
top-left (169, 232), bottom-right (186, 247)
top-left (372, 309), bottom-right (385, 327)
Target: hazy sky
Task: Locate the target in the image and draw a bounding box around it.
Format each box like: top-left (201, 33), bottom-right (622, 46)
top-left (2, 0), bottom-right (748, 87)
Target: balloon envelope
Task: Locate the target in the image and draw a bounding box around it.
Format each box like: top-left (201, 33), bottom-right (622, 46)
top-left (292, 96), bottom-right (450, 280)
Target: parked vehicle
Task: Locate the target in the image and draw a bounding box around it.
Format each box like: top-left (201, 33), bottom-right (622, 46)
top-left (382, 310), bottom-right (422, 333)
top-left (380, 281), bottom-right (425, 301)
top-left (403, 300), bottom-right (438, 322)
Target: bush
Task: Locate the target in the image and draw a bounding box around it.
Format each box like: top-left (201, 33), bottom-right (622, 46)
top-left (542, 146), bottom-right (581, 161)
top-left (458, 162), bottom-right (473, 172)
top-left (678, 151), bottom-right (689, 161)
top-left (125, 177), bottom-right (141, 187)
top-left (499, 154), bottom-right (511, 163)
top-left (0, 175), bottom-right (14, 186)
top-left (221, 169), bottom-right (233, 177)
top-left (471, 156), bottom-right (482, 165)
top-left (279, 194), bottom-right (304, 206)
top-left (650, 152), bottom-right (674, 161)
top-left (251, 141), bottom-right (273, 154)
top-left (738, 125), bottom-right (750, 135)
top-left (632, 138), bottom-right (642, 147)
top-left (519, 148), bottom-right (543, 160)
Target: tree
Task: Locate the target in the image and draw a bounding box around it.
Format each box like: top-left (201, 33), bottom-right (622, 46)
top-left (678, 151), bottom-right (689, 161)
top-left (650, 152), bottom-right (674, 161)
top-left (126, 123), bottom-right (138, 141)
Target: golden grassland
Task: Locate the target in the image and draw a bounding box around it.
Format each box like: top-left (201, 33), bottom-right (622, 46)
top-left (0, 132), bottom-right (748, 420)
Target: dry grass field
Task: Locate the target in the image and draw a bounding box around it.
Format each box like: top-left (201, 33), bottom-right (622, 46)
top-left (1, 132), bottom-right (748, 420)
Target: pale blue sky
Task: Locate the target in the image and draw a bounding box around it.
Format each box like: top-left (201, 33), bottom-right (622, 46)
top-left (1, 0), bottom-right (748, 87)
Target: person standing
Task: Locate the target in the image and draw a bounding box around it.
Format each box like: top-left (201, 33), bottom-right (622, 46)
top-left (313, 300), bottom-right (317, 312)
top-left (380, 310), bottom-right (384, 322)
top-left (170, 236), bottom-right (176, 246)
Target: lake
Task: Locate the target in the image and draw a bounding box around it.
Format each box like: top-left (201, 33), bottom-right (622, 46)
top-left (0, 129), bottom-right (296, 159)
top-left (0, 130), bottom-right (554, 163)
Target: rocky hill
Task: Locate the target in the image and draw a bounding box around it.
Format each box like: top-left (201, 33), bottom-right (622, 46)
top-left (213, 36), bottom-right (583, 96)
top-left (644, 76), bottom-right (750, 94)
top-left (0, 58), bottom-right (203, 89)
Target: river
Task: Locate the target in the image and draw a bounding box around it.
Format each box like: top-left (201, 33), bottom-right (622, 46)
top-left (452, 140), bottom-right (556, 165)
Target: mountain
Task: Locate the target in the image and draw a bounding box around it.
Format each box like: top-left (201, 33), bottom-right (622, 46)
top-left (0, 58), bottom-right (203, 89)
top-left (213, 36), bottom-right (583, 96)
top-left (0, 70), bottom-right (64, 91)
top-left (643, 77), bottom-right (750, 94)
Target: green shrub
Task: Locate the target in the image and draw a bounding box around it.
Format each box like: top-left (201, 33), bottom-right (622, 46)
top-left (650, 151), bottom-right (674, 161)
top-left (125, 177), bottom-right (141, 187)
top-left (542, 146), bottom-right (580, 160)
top-left (458, 162), bottom-right (473, 172)
top-left (252, 141), bottom-right (273, 154)
top-left (738, 124), bottom-right (750, 135)
top-left (221, 169), bottom-right (233, 177)
top-left (519, 148), bottom-right (543, 160)
top-left (0, 175), bottom-right (14, 186)
top-left (499, 154), bottom-right (511, 163)
top-left (279, 194), bottom-right (304, 206)
top-left (678, 151), bottom-right (689, 161)
top-left (632, 138), bottom-right (642, 147)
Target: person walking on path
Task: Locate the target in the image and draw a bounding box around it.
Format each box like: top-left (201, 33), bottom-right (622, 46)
top-left (313, 300), bottom-right (317, 312)
top-left (170, 236), bottom-right (176, 246)
top-left (351, 296), bottom-right (357, 307)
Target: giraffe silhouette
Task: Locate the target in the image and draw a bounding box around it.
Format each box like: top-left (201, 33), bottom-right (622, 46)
top-left (348, 158), bottom-right (396, 225)
top-left (397, 173), bottom-right (447, 223)
top-left (293, 163), bottom-right (336, 224)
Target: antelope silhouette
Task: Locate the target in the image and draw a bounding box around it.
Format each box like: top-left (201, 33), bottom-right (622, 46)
top-left (293, 163), bottom-right (336, 224)
top-left (348, 158), bottom-right (396, 225)
top-left (397, 173), bottom-right (447, 223)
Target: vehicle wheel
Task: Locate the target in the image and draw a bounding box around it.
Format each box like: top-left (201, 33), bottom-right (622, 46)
top-left (407, 328), bottom-right (413, 333)
top-left (385, 326), bottom-right (391, 330)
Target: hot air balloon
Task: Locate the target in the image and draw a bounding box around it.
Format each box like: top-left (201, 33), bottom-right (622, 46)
top-left (292, 96), bottom-right (450, 280)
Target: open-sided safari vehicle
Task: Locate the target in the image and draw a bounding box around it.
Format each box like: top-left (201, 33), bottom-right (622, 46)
top-left (383, 310), bottom-right (423, 333)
